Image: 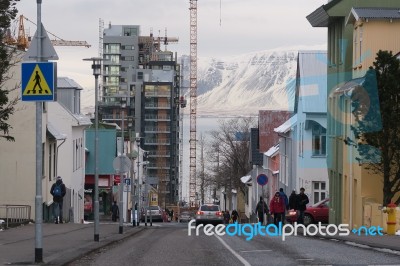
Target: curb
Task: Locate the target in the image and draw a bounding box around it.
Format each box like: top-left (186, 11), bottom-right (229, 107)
top-left (307, 234), bottom-right (400, 253)
top-left (57, 227), bottom-right (146, 266)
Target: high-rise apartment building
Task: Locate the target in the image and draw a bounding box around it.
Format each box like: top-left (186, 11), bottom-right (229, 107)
top-left (99, 23), bottom-right (181, 207)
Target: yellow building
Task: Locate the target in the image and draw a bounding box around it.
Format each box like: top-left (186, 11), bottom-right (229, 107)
top-left (335, 7), bottom-right (400, 229)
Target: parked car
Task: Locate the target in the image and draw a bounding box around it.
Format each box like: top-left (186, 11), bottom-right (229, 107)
top-left (178, 211), bottom-right (193, 223)
top-left (195, 204), bottom-right (224, 226)
top-left (141, 206), bottom-right (163, 222)
top-left (286, 198), bottom-right (329, 226)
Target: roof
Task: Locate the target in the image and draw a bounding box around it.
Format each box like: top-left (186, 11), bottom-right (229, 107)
top-left (274, 114), bottom-right (298, 134)
top-left (240, 175), bottom-right (252, 184)
top-left (57, 77), bottom-right (83, 90)
top-left (306, 0), bottom-right (341, 27)
top-left (265, 144), bottom-right (279, 157)
top-left (295, 51), bottom-right (327, 113)
top-left (47, 122), bottom-right (67, 140)
top-left (333, 77), bottom-right (365, 95)
top-left (347, 7), bottom-right (400, 25)
top-left (73, 113), bottom-right (92, 126)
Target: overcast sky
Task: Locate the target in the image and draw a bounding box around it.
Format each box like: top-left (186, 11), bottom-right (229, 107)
top-left (16, 0), bottom-right (327, 107)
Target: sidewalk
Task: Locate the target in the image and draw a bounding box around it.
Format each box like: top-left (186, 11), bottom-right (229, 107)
top-left (0, 221), bottom-right (144, 265)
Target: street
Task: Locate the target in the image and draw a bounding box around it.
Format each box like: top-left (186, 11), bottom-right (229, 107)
top-left (68, 222), bottom-right (400, 266)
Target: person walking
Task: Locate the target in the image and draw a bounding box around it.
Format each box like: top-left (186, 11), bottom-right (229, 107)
top-left (231, 209), bottom-right (239, 223)
top-left (255, 196), bottom-right (269, 225)
top-left (270, 191), bottom-right (286, 226)
top-left (279, 188), bottom-right (289, 224)
top-left (289, 190), bottom-right (297, 210)
top-left (223, 210), bottom-right (231, 224)
top-left (111, 201), bottom-right (119, 222)
top-left (296, 187), bottom-right (309, 224)
top-left (50, 176), bottom-right (66, 224)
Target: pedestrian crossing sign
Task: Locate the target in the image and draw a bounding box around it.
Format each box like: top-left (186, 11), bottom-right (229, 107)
top-left (21, 62), bottom-right (57, 101)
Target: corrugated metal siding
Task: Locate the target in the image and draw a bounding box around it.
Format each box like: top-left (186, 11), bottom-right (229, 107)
top-left (298, 51), bottom-right (327, 113)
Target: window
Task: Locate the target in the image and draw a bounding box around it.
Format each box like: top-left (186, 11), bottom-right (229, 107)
top-left (137, 72), bottom-right (143, 80)
top-left (104, 44), bottom-right (120, 54)
top-left (359, 26), bottom-right (363, 62)
top-left (42, 143), bottom-right (45, 178)
top-left (312, 124), bottom-right (326, 156)
top-left (105, 54), bottom-right (119, 64)
top-left (122, 45), bottom-right (135, 50)
top-left (53, 143), bottom-right (56, 179)
top-left (48, 143), bottom-right (52, 181)
top-left (122, 56), bottom-right (134, 61)
top-left (313, 181), bottom-right (327, 204)
top-left (124, 27), bottom-right (138, 36)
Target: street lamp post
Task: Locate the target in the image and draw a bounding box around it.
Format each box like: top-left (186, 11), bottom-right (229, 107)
top-left (83, 57), bottom-right (103, 242)
top-left (119, 97), bottom-right (126, 234)
top-left (136, 137), bottom-right (141, 226)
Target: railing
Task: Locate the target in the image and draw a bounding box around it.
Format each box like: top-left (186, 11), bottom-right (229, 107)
top-left (0, 205), bottom-right (31, 229)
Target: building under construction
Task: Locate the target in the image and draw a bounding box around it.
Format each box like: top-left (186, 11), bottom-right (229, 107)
top-left (99, 23), bottom-right (183, 207)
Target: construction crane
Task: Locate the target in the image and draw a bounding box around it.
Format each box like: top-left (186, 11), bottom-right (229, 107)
top-left (4, 15), bottom-right (91, 50)
top-left (189, 0), bottom-right (197, 207)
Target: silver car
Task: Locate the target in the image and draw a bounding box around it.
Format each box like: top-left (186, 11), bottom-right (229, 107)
top-left (141, 206), bottom-right (163, 222)
top-left (195, 204), bottom-right (224, 225)
top-left (179, 211), bottom-right (193, 223)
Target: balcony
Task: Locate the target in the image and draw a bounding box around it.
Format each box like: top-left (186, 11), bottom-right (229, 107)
top-left (144, 92), bottom-right (171, 98)
top-left (148, 150), bottom-right (171, 157)
top-left (144, 126), bottom-right (171, 133)
top-left (146, 163), bottom-right (171, 169)
top-left (144, 139), bottom-right (171, 145)
top-left (144, 114), bottom-right (171, 121)
top-left (144, 103), bottom-right (171, 110)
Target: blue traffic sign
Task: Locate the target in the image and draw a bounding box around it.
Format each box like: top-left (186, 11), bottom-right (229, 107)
top-left (257, 174), bottom-right (268, 186)
top-left (21, 62), bottom-right (56, 101)
top-left (124, 178), bottom-right (131, 186)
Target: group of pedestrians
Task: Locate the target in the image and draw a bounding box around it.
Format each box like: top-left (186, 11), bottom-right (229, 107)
top-left (223, 209), bottom-right (239, 224)
top-left (255, 187), bottom-right (309, 226)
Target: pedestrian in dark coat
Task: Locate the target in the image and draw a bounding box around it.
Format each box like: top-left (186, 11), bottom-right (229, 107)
top-left (111, 201), bottom-right (119, 222)
top-left (255, 197), bottom-right (269, 225)
top-left (50, 176), bottom-right (66, 224)
top-left (296, 187), bottom-right (309, 224)
top-left (289, 190), bottom-right (297, 210)
top-left (231, 210), bottom-right (239, 223)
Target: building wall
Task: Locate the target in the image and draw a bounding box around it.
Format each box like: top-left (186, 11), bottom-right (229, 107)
top-left (259, 110), bottom-right (291, 152)
top-left (48, 102), bottom-right (88, 223)
top-left (338, 15), bottom-right (400, 229)
top-left (353, 20), bottom-right (400, 78)
top-left (0, 59), bottom-right (39, 212)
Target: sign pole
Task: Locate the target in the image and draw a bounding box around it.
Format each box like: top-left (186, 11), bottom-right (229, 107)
top-left (256, 173), bottom-right (269, 226)
top-left (34, 0), bottom-right (43, 263)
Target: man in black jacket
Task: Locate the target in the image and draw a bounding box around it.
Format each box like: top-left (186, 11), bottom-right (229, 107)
top-left (50, 176), bottom-right (66, 224)
top-left (296, 187), bottom-right (309, 224)
top-left (255, 196), bottom-right (269, 225)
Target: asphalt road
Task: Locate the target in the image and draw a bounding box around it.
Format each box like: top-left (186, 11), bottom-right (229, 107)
top-left (68, 222), bottom-right (400, 266)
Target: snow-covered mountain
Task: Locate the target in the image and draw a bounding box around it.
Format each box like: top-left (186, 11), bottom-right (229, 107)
top-left (82, 46), bottom-right (326, 116)
top-left (181, 49), bottom-right (298, 116)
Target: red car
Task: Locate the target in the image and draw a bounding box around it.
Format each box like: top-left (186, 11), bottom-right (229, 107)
top-left (286, 198), bottom-right (329, 226)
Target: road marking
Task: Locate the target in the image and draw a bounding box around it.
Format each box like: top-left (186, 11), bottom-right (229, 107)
top-left (296, 258), bottom-right (314, 261)
top-left (240, 250), bottom-right (272, 253)
top-left (214, 234), bottom-right (251, 266)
